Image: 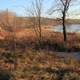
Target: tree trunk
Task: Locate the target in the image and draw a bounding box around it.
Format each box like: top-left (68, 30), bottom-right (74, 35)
top-left (62, 12), bottom-right (67, 42)
top-left (38, 15), bottom-right (42, 45)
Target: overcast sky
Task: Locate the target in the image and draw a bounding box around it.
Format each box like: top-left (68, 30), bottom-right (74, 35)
top-left (0, 0), bottom-right (80, 19)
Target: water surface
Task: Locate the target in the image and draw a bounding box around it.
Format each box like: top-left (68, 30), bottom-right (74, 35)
top-left (51, 24), bottom-right (80, 32)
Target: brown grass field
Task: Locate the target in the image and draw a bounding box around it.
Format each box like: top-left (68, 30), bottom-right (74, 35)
top-left (0, 28), bottom-right (80, 80)
top-left (0, 48), bottom-right (80, 80)
top-left (4, 28), bottom-right (80, 51)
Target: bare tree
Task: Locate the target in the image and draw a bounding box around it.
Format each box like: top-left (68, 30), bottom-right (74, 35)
top-left (27, 0), bottom-right (43, 45)
top-left (48, 0), bottom-right (72, 42)
top-left (0, 9), bottom-right (17, 70)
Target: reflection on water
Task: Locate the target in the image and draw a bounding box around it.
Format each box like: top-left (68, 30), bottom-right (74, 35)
top-left (52, 24), bottom-right (80, 32)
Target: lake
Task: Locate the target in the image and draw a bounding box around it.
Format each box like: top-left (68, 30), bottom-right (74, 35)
top-left (51, 24), bottom-right (80, 32)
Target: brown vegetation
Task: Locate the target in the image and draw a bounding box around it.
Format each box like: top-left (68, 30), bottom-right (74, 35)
top-left (0, 49), bottom-right (80, 80)
top-left (0, 27), bottom-right (80, 51)
top-left (0, 10), bottom-right (80, 80)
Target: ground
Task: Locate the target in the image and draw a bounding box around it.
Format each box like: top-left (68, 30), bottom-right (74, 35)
top-left (0, 28), bottom-right (80, 80)
top-left (0, 49), bottom-right (80, 80)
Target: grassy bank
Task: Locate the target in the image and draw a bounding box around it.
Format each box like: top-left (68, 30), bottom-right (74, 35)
top-left (0, 28), bottom-right (80, 52)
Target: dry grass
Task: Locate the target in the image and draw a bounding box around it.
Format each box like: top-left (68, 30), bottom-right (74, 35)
top-left (0, 28), bottom-right (80, 51)
top-left (0, 28), bottom-right (80, 80)
top-left (0, 49), bottom-right (80, 80)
